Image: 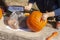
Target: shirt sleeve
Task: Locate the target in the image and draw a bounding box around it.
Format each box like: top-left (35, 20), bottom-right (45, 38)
top-left (54, 0), bottom-right (60, 16)
top-left (54, 8), bottom-right (60, 16)
top-left (28, 0), bottom-right (35, 4)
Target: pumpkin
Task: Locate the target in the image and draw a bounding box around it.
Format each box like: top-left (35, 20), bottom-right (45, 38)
top-left (0, 8), bottom-right (3, 19)
top-left (26, 11), bottom-right (47, 32)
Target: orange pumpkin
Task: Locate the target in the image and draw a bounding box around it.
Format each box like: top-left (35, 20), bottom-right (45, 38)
top-left (26, 11), bottom-right (47, 32)
top-left (0, 8), bottom-right (3, 19)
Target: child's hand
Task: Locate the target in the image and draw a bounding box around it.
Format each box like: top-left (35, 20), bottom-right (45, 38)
top-left (25, 3), bottom-right (33, 10)
top-left (42, 13), bottom-right (49, 21)
top-left (42, 11), bottom-right (55, 21)
top-left (25, 6), bottom-right (32, 10)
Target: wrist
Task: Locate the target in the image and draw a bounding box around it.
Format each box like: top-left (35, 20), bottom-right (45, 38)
top-left (47, 11), bottom-right (55, 17)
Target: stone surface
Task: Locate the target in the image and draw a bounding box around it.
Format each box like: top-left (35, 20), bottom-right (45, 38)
top-left (0, 0), bottom-right (60, 40)
top-left (0, 17), bottom-right (60, 40)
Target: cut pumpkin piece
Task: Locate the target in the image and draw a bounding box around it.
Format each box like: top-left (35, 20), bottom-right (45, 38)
top-left (46, 32), bottom-right (58, 40)
top-left (24, 13), bottom-right (30, 16)
top-left (0, 8), bottom-right (3, 19)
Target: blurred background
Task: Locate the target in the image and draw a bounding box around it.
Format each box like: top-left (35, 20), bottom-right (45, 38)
top-left (5, 0), bottom-right (39, 10)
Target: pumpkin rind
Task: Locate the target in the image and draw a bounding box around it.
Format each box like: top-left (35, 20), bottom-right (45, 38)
top-left (27, 11), bottom-right (47, 32)
top-left (0, 8), bottom-right (3, 19)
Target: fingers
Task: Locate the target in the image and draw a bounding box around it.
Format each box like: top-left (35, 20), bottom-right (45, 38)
top-left (25, 6), bottom-right (31, 10)
top-left (42, 13), bottom-right (48, 21)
